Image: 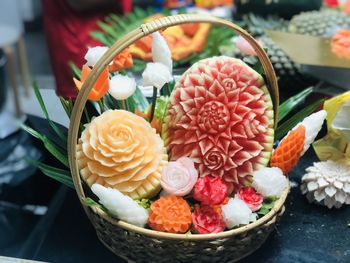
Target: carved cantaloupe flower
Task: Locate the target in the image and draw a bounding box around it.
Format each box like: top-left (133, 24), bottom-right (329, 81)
top-left (77, 110), bottom-right (168, 199)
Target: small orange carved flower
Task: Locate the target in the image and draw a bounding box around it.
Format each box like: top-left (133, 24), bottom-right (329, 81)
top-left (73, 65), bottom-right (109, 101)
top-left (148, 196), bottom-right (192, 233)
top-left (109, 48), bottom-right (133, 72)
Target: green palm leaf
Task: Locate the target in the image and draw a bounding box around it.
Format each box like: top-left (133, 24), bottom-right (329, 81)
top-left (32, 81), bottom-right (67, 147)
top-left (276, 99), bottom-right (324, 140)
top-left (278, 87), bottom-right (314, 123)
top-left (21, 124), bottom-right (69, 167)
top-left (26, 159), bottom-right (73, 189)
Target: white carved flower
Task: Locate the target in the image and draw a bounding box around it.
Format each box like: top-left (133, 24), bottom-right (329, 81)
top-left (252, 167), bottom-right (288, 197)
top-left (160, 157), bottom-right (198, 196)
top-left (221, 197), bottom-right (253, 228)
top-left (91, 184), bottom-right (149, 227)
top-left (109, 74), bottom-right (136, 100)
top-left (142, 62), bottom-right (172, 89)
top-left (297, 110), bottom-right (327, 154)
top-left (301, 160), bottom-right (350, 209)
top-left (84, 46), bottom-right (109, 67)
top-left (152, 32), bottom-right (172, 72)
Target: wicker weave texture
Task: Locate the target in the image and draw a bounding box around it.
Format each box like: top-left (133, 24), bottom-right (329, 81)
top-left (89, 207), bottom-right (285, 263)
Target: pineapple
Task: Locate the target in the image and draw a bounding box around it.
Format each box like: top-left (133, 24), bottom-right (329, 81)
top-left (289, 9), bottom-right (350, 37)
top-left (241, 14), bottom-right (289, 37)
top-left (260, 36), bottom-right (317, 93)
top-left (238, 15), bottom-right (317, 94)
top-left (235, 0), bottom-right (323, 19)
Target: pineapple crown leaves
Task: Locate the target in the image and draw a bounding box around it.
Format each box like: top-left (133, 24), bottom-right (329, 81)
top-left (241, 14), bottom-right (289, 37)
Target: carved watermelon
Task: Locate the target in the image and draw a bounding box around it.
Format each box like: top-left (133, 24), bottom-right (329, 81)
top-left (162, 56), bottom-right (274, 189)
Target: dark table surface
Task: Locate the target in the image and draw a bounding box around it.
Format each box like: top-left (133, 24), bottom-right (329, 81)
top-left (1, 116), bottom-right (350, 263)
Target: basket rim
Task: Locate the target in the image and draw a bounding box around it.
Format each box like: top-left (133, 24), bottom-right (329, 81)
top-left (87, 186), bottom-right (289, 241)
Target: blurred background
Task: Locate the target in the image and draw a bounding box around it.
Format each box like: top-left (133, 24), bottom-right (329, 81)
top-left (0, 0), bottom-right (349, 262)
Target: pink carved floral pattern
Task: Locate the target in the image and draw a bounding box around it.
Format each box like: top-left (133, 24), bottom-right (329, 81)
top-left (163, 57), bottom-right (274, 189)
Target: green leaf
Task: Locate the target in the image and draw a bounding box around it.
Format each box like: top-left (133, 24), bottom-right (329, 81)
top-left (104, 88), bottom-right (149, 113)
top-left (69, 62), bottom-right (82, 79)
top-left (279, 87), bottom-right (314, 123)
top-left (133, 7), bottom-right (147, 18)
top-left (97, 98), bottom-right (106, 113)
top-left (276, 99), bottom-right (324, 140)
top-left (82, 197), bottom-right (99, 207)
top-left (104, 93), bottom-right (121, 110)
top-left (21, 124), bottom-right (69, 167)
top-left (127, 86), bottom-right (149, 112)
top-left (258, 207), bottom-right (270, 215)
top-left (132, 59), bottom-right (146, 73)
top-left (32, 81), bottom-right (67, 146)
top-left (154, 96), bottom-right (169, 122)
top-left (257, 197), bottom-right (277, 215)
top-left (160, 81), bottom-right (175, 97)
top-left (90, 31), bottom-right (113, 46)
top-left (97, 21), bottom-right (119, 39)
top-left (26, 159), bottom-right (73, 189)
top-left (92, 7), bottom-right (155, 53)
top-left (81, 197), bottom-right (107, 212)
top-left (59, 97), bottom-right (74, 119)
top-left (135, 199), bottom-right (152, 209)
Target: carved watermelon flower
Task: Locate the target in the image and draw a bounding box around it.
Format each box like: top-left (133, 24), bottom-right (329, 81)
top-left (163, 56), bottom-right (274, 189)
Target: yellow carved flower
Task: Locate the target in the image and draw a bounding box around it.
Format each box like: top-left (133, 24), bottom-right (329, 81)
top-left (77, 110), bottom-right (168, 199)
top-left (324, 91), bottom-right (350, 135)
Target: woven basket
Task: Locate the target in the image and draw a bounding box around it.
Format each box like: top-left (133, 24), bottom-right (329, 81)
top-left (67, 14), bottom-right (288, 263)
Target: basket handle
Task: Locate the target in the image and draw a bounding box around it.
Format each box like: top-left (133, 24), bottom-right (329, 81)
top-left (68, 14), bottom-right (279, 201)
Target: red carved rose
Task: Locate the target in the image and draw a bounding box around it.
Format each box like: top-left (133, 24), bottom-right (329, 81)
top-left (236, 187), bottom-right (263, 212)
top-left (193, 176), bottom-right (228, 205)
top-left (192, 205), bottom-right (225, 234)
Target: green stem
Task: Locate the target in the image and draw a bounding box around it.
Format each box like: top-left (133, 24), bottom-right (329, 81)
top-left (150, 87), bottom-right (157, 122)
top-left (121, 100), bottom-right (127, 110)
top-left (84, 107), bottom-right (90, 123)
top-left (166, 82), bottom-right (171, 96)
top-left (98, 98), bottom-right (105, 113)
